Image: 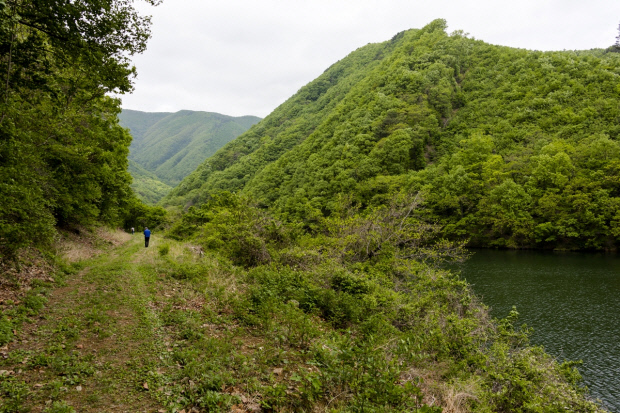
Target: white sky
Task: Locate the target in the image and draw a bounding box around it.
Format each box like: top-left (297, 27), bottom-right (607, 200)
top-left (120, 0), bottom-right (620, 118)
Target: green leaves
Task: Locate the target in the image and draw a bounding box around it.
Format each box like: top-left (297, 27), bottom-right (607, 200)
top-left (0, 0), bottom-right (159, 261)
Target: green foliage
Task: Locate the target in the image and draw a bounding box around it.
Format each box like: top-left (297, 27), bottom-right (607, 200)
top-left (160, 258), bottom-right (209, 281)
top-left (165, 19), bottom-right (620, 250)
top-left (163, 191), bottom-right (604, 411)
top-left (23, 294), bottom-right (47, 313)
top-left (481, 343), bottom-right (596, 413)
top-left (0, 315), bottom-right (13, 346)
top-left (117, 110), bottom-right (172, 147)
top-left (169, 192), bottom-right (297, 267)
top-left (162, 35), bottom-right (394, 208)
top-left (0, 0), bottom-right (159, 261)
top-left (308, 337), bottom-right (437, 412)
top-left (416, 133), bottom-right (620, 249)
top-left (0, 377), bottom-right (30, 413)
top-left (121, 197), bottom-right (168, 232)
top-left (127, 159), bottom-right (173, 205)
top-left (43, 401), bottom-right (76, 413)
top-left (158, 243), bottom-right (170, 256)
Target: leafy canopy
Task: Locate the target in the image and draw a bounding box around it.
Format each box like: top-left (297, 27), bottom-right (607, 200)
top-left (165, 19), bottom-right (620, 250)
top-left (0, 0), bottom-right (161, 260)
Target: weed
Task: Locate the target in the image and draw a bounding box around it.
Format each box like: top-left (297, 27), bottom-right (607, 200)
top-left (46, 379), bottom-right (66, 401)
top-left (260, 383), bottom-right (288, 411)
top-left (43, 401), bottom-right (76, 413)
top-left (86, 393), bottom-right (100, 404)
top-left (195, 390), bottom-right (240, 411)
top-left (0, 377), bottom-right (30, 413)
top-left (0, 316), bottom-right (13, 346)
top-left (158, 244), bottom-right (170, 256)
top-left (24, 294), bottom-right (48, 312)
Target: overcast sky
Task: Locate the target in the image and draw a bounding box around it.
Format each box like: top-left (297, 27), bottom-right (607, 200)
top-left (120, 0), bottom-right (620, 118)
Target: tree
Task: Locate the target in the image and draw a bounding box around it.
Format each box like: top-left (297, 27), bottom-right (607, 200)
top-left (610, 22), bottom-right (620, 52)
top-left (0, 0), bottom-right (161, 261)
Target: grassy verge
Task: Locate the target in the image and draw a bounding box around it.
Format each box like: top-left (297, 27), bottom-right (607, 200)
top-left (0, 213), bottom-right (607, 412)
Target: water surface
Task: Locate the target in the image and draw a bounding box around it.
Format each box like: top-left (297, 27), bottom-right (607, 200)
top-left (456, 249), bottom-right (620, 412)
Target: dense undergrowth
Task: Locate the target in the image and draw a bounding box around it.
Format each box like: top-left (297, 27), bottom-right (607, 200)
top-left (162, 191), bottom-right (605, 412)
top-left (0, 198), bottom-right (606, 412)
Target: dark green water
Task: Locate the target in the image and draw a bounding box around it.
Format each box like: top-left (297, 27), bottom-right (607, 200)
top-left (456, 249), bottom-right (620, 412)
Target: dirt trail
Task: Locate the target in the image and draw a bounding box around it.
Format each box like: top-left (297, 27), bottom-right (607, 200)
top-left (0, 235), bottom-right (168, 412)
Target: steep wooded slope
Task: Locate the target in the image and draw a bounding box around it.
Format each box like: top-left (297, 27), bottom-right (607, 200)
top-left (164, 37), bottom-right (395, 205)
top-left (118, 109), bottom-right (172, 148)
top-left (165, 20), bottom-right (620, 250)
top-left (127, 159), bottom-right (173, 205)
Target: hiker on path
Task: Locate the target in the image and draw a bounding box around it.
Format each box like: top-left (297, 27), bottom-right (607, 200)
top-left (144, 227), bottom-right (151, 247)
top-left (131, 227), bottom-right (134, 235)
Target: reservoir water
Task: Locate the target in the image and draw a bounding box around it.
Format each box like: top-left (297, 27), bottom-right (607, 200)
top-left (456, 250), bottom-right (620, 412)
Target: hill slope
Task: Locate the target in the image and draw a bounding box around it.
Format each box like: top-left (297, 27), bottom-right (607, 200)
top-left (119, 109), bottom-right (261, 202)
top-left (127, 159), bottom-right (173, 205)
top-left (164, 20), bottom-right (620, 250)
top-left (117, 109), bottom-right (172, 148)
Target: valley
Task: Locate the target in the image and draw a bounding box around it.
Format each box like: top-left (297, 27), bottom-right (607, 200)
top-left (119, 110), bottom-right (261, 204)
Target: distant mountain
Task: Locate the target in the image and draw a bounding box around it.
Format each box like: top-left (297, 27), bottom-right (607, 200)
top-left (117, 110), bottom-right (171, 148)
top-left (163, 19), bottom-right (620, 250)
top-left (119, 109), bottom-right (261, 203)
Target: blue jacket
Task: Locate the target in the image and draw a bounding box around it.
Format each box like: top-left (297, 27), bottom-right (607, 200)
top-left (144, 229), bottom-right (151, 237)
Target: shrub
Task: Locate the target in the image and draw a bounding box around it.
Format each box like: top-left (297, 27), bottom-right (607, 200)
top-left (158, 244), bottom-right (170, 256)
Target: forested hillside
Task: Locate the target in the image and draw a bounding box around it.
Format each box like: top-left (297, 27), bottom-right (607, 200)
top-left (127, 159), bottom-right (173, 205)
top-left (0, 0), bottom-right (163, 261)
top-left (117, 109), bottom-right (171, 148)
top-left (119, 109), bottom-right (260, 194)
top-left (165, 19), bottom-right (620, 250)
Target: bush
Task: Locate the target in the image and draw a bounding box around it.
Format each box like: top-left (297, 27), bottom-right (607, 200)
top-left (158, 244), bottom-right (170, 256)
top-left (163, 191), bottom-right (604, 412)
top-left (169, 192), bottom-right (297, 267)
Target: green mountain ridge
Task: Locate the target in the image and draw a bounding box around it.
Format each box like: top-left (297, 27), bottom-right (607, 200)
top-left (117, 109), bottom-right (172, 148)
top-left (119, 109), bottom-right (261, 203)
top-left (164, 20), bottom-right (620, 250)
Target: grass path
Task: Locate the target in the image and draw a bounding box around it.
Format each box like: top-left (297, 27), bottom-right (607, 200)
top-left (1, 235), bottom-right (178, 412)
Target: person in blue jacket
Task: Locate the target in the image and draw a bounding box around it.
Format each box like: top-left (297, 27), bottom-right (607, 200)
top-left (144, 227), bottom-right (151, 247)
